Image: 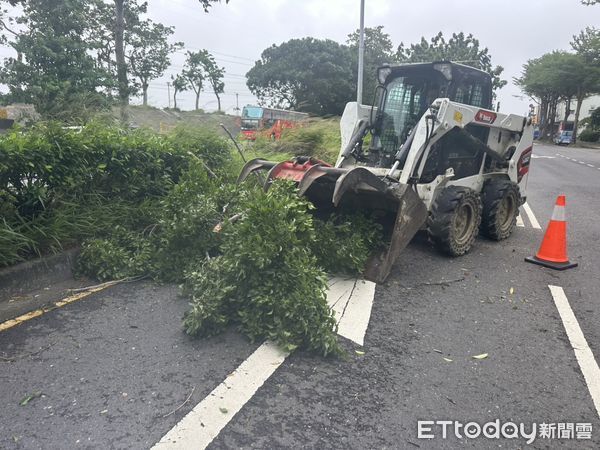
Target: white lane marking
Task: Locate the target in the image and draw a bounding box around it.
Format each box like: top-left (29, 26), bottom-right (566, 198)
top-left (328, 278), bottom-right (376, 346)
top-left (579, 161), bottom-right (586, 165)
top-left (587, 164), bottom-right (594, 168)
top-left (531, 155), bottom-right (555, 159)
top-left (548, 286), bottom-right (600, 418)
top-left (516, 214), bottom-right (524, 227)
top-left (153, 278), bottom-right (377, 449)
top-left (152, 341), bottom-right (289, 450)
top-left (523, 202), bottom-right (542, 230)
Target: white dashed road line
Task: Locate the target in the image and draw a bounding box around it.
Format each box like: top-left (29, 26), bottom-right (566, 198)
top-left (555, 153), bottom-right (597, 169)
top-left (153, 278), bottom-right (376, 449)
top-left (523, 202), bottom-right (542, 229)
top-left (548, 286), bottom-right (600, 418)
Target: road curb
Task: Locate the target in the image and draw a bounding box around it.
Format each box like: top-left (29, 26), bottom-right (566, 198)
top-left (0, 248), bottom-right (80, 303)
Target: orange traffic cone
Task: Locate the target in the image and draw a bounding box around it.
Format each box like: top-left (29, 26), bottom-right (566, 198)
top-left (525, 195), bottom-right (578, 270)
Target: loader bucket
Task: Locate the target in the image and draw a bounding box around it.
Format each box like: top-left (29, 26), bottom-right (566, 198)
top-left (362, 185), bottom-right (427, 283)
top-left (331, 167), bottom-right (428, 283)
top-left (238, 159), bottom-right (427, 283)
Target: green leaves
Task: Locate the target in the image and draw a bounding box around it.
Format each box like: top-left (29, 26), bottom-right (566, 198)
top-left (0, 123), bottom-right (232, 267)
top-left (246, 37), bottom-right (355, 115)
top-left (183, 181), bottom-right (342, 356)
top-left (397, 31), bottom-right (507, 97)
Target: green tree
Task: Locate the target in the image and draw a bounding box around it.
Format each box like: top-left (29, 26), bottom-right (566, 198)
top-left (0, 0), bottom-right (109, 120)
top-left (570, 28), bottom-right (600, 142)
top-left (246, 38), bottom-right (355, 115)
top-left (347, 25), bottom-right (394, 105)
top-left (182, 51), bottom-right (205, 110)
top-left (171, 74), bottom-right (188, 109)
top-left (515, 51), bottom-right (599, 142)
top-left (397, 31), bottom-right (507, 98)
top-left (126, 19), bottom-right (183, 105)
top-left (194, 50), bottom-right (225, 111)
top-left (110, 0), bottom-right (228, 120)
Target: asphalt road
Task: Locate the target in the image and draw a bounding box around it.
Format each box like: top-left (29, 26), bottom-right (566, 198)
top-left (1, 143), bottom-right (599, 449)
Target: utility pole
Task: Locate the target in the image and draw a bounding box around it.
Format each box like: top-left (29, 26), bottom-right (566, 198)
top-left (235, 92), bottom-right (240, 115)
top-left (357, 0), bottom-right (365, 105)
top-left (167, 82), bottom-right (171, 108)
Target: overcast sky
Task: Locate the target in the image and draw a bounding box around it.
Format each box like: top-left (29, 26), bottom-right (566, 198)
top-left (1, 0), bottom-right (598, 116)
top-left (140, 0), bottom-right (599, 116)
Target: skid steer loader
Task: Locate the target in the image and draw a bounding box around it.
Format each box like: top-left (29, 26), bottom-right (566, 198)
top-left (238, 61), bottom-right (533, 283)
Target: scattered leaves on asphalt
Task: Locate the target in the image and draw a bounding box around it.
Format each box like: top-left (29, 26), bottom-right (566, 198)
top-left (355, 350), bottom-right (365, 356)
top-left (433, 349), bottom-right (443, 354)
top-left (19, 392), bottom-right (42, 406)
top-left (219, 407), bottom-right (228, 414)
top-left (443, 357), bottom-right (453, 362)
top-left (472, 353), bottom-right (489, 360)
top-left (509, 287), bottom-right (514, 295)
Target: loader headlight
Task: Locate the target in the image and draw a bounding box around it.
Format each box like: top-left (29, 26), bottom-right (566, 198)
top-left (377, 65), bottom-right (392, 85)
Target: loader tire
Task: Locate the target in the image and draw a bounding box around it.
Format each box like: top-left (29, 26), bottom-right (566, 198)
top-left (480, 179), bottom-right (520, 241)
top-left (428, 186), bottom-right (482, 256)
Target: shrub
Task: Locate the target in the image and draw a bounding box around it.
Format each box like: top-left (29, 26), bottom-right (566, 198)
top-left (579, 129), bottom-right (600, 142)
top-left (0, 123), bottom-right (232, 267)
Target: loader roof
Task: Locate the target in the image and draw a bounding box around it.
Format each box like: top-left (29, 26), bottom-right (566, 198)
top-left (378, 61), bottom-right (491, 85)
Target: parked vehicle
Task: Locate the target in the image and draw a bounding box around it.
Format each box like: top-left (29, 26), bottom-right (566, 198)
top-left (240, 105), bottom-right (308, 140)
top-left (554, 130), bottom-right (573, 145)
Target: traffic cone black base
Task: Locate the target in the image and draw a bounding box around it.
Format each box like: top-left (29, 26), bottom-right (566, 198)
top-left (524, 255), bottom-right (578, 270)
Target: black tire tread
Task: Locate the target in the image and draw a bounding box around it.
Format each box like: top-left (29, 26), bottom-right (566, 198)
top-left (427, 186), bottom-right (482, 256)
top-left (481, 179), bottom-right (520, 241)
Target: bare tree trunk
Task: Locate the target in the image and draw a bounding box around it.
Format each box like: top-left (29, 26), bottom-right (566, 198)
top-left (114, 0), bottom-right (129, 123)
top-left (548, 97), bottom-right (558, 139)
top-left (195, 91), bottom-right (200, 110)
top-left (573, 93), bottom-right (584, 144)
top-left (216, 93), bottom-right (221, 112)
top-left (142, 83), bottom-right (148, 106)
top-left (563, 97), bottom-right (571, 123)
top-left (540, 98), bottom-right (549, 140)
top-left (173, 90), bottom-right (178, 109)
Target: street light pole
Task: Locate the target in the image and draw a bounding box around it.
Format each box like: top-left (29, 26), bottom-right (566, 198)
top-left (357, 0), bottom-right (365, 105)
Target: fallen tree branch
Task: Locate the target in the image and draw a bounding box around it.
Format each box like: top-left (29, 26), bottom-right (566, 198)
top-left (161, 386), bottom-right (196, 418)
top-left (405, 277), bottom-right (465, 289)
top-left (67, 275), bottom-right (148, 293)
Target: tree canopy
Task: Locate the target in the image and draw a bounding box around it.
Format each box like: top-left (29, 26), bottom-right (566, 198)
top-left (0, 0), bottom-right (109, 120)
top-left (347, 25), bottom-right (394, 105)
top-left (182, 51), bottom-right (206, 110)
top-left (126, 19), bottom-right (183, 105)
top-left (0, 0), bottom-right (231, 121)
top-left (246, 38), bottom-right (355, 115)
top-left (397, 32), bottom-right (507, 98)
top-left (515, 46), bottom-right (600, 142)
top-left (194, 50), bottom-right (225, 111)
